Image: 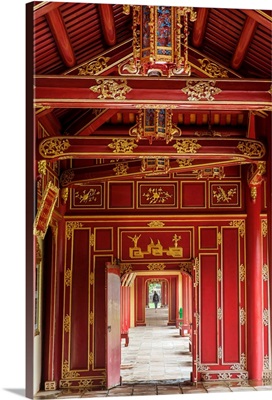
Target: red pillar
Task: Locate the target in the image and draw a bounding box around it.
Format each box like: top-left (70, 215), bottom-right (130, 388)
top-left (246, 180), bottom-right (263, 380)
top-left (181, 274), bottom-right (190, 336)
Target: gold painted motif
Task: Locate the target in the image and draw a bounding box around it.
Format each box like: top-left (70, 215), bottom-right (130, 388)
top-left (61, 188), bottom-right (69, 204)
top-left (60, 169), bottom-right (75, 186)
top-left (147, 263), bottom-right (166, 271)
top-left (263, 309), bottom-right (269, 326)
top-left (89, 353), bottom-right (94, 365)
top-left (182, 80), bottom-right (222, 101)
top-left (239, 264), bottom-right (246, 282)
top-left (78, 56), bottom-right (110, 75)
top-left (264, 355), bottom-right (270, 370)
top-left (89, 312), bottom-right (94, 325)
top-left (90, 233), bottom-right (95, 247)
top-left (147, 221), bottom-right (165, 228)
top-left (79, 379), bottom-right (94, 387)
top-left (194, 312), bottom-right (200, 328)
top-left (194, 257), bottom-right (199, 287)
top-left (123, 4), bottom-right (131, 15)
top-left (39, 138), bottom-right (71, 157)
top-left (66, 221), bottom-right (83, 240)
top-left (142, 187), bottom-right (172, 204)
top-left (120, 263), bottom-right (132, 275)
top-left (198, 58), bottom-right (229, 78)
top-left (35, 103), bottom-right (51, 114)
top-left (213, 186), bottom-right (237, 203)
top-left (136, 104), bottom-right (178, 109)
top-left (65, 269), bottom-right (72, 287)
top-left (89, 272), bottom-right (94, 285)
top-left (262, 220), bottom-right (268, 237)
top-left (229, 220), bottom-right (245, 237)
top-left (176, 159), bottom-right (193, 167)
top-left (218, 346), bottom-right (223, 359)
top-left (45, 381), bottom-right (57, 391)
top-left (75, 188), bottom-right (100, 203)
top-left (237, 141), bottom-right (265, 158)
top-left (113, 162), bottom-right (129, 176)
top-left (217, 372), bottom-right (232, 380)
top-left (180, 262), bottom-right (192, 276)
top-left (262, 264), bottom-right (269, 281)
top-left (127, 234), bottom-right (183, 258)
top-left (250, 186), bottom-right (257, 201)
top-left (217, 232), bottom-right (222, 246)
top-left (240, 308), bottom-right (246, 325)
top-left (90, 79), bottom-right (131, 99)
top-left (38, 160), bottom-right (47, 175)
top-left (173, 139), bottom-right (201, 154)
top-left (62, 360), bottom-right (80, 379)
top-left (217, 269), bottom-right (222, 282)
top-left (64, 315), bottom-right (70, 333)
top-left (218, 308), bottom-right (222, 320)
top-left (108, 138), bottom-right (138, 153)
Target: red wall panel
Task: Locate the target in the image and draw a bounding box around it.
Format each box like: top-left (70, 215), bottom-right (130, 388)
top-left (108, 182), bottom-right (134, 208)
top-left (200, 254), bottom-right (218, 364)
top-left (222, 228), bottom-right (239, 363)
top-left (70, 229), bottom-right (90, 370)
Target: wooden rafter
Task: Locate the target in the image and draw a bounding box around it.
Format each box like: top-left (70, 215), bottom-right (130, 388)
top-left (231, 17), bottom-right (258, 70)
top-left (34, 1), bottom-right (63, 20)
top-left (192, 8), bottom-right (209, 48)
top-left (242, 9), bottom-right (272, 30)
top-left (98, 4), bottom-right (116, 46)
top-left (67, 109), bottom-right (118, 136)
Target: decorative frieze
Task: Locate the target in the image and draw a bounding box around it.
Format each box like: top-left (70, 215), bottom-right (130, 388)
top-left (89, 352), bottom-right (94, 366)
top-left (173, 139), bottom-right (201, 154)
top-left (108, 138), bottom-right (138, 153)
top-left (237, 141), bottom-right (265, 158)
top-left (90, 79), bottom-right (131, 100)
top-left (60, 169), bottom-right (75, 186)
top-left (182, 80), bottom-right (222, 101)
top-left (90, 233), bottom-right (95, 247)
top-left (120, 263), bottom-right (133, 275)
top-left (147, 263), bottom-right (166, 271)
top-left (194, 257), bottom-right (200, 287)
top-left (196, 356), bottom-right (210, 372)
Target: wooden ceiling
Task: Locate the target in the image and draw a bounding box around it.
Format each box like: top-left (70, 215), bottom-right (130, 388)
top-left (32, 2), bottom-right (272, 184)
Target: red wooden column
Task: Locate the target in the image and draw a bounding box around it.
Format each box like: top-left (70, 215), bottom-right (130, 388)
top-left (246, 171), bottom-right (263, 380)
top-left (181, 274), bottom-right (190, 336)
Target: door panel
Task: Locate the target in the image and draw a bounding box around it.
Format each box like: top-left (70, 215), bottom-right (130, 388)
top-left (106, 263), bottom-right (121, 389)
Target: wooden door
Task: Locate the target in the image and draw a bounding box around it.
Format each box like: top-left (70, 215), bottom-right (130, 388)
top-left (105, 262), bottom-right (121, 389)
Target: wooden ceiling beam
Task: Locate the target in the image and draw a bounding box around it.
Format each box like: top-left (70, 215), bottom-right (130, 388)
top-left (242, 9), bottom-right (272, 31)
top-left (46, 8), bottom-right (76, 68)
top-left (69, 109), bottom-right (118, 136)
top-left (34, 2), bottom-right (63, 20)
top-left (231, 17), bottom-right (258, 70)
top-left (98, 4), bottom-right (117, 46)
top-left (192, 8), bottom-right (209, 48)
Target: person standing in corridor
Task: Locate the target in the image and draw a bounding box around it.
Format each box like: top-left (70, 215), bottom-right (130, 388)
top-left (153, 291), bottom-right (159, 311)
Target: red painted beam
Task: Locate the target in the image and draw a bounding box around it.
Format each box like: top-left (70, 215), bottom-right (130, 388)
top-left (231, 17), bottom-right (257, 70)
top-left (242, 9), bottom-right (272, 31)
top-left (76, 109), bottom-right (118, 136)
top-left (98, 4), bottom-right (116, 46)
top-left (192, 8), bottom-right (209, 48)
top-left (46, 8), bottom-right (76, 68)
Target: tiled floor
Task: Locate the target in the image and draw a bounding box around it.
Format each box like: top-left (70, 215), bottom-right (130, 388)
top-left (34, 307), bottom-right (272, 399)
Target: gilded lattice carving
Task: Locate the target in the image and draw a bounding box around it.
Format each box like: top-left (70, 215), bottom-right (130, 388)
top-left (240, 308), bottom-right (246, 325)
top-left (45, 381), bottom-right (56, 391)
top-left (89, 272), bottom-right (94, 285)
top-left (120, 263), bottom-right (132, 275)
top-left (194, 257), bottom-right (200, 287)
top-left (262, 264), bottom-right (269, 281)
top-left (39, 138), bottom-right (71, 157)
top-left (60, 169), bottom-right (75, 186)
top-left (263, 309), bottom-right (269, 326)
top-left (198, 58), bottom-right (229, 78)
top-left (75, 188), bottom-right (100, 203)
top-left (182, 80), bottom-right (222, 101)
top-left (66, 222), bottom-right (83, 240)
top-left (65, 269), bottom-right (72, 287)
top-left (79, 379), bottom-right (94, 387)
top-left (89, 312), bottom-right (94, 325)
top-left (213, 186), bottom-right (237, 203)
top-left (90, 79), bottom-right (131, 99)
top-left (263, 371), bottom-right (272, 382)
top-left (264, 355), bottom-right (270, 370)
top-left (239, 264), bottom-right (246, 282)
top-left (217, 373), bottom-right (232, 380)
top-left (108, 138), bottom-right (138, 153)
top-left (142, 187), bottom-right (172, 204)
top-left (62, 360), bottom-right (80, 379)
top-left (38, 160), bottom-right (47, 175)
top-left (173, 139), bottom-right (201, 154)
top-left (180, 262), bottom-right (192, 276)
top-left (147, 221), bottom-right (165, 228)
top-left (240, 353), bottom-right (247, 370)
top-left (64, 315), bottom-right (70, 333)
top-left (237, 141), bottom-right (265, 158)
top-left (229, 220), bottom-right (245, 237)
top-left (113, 162), bottom-right (129, 176)
top-left (78, 56), bottom-right (110, 75)
top-left (147, 263), bottom-right (166, 271)
top-left (262, 220), bottom-right (268, 237)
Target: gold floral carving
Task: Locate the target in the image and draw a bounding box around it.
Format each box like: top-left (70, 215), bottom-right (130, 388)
top-left (60, 169), bottom-right (75, 186)
top-left (147, 263), bottom-right (166, 271)
top-left (229, 220), bottom-right (245, 238)
top-left (217, 232), bottom-right (222, 245)
top-left (120, 263), bottom-right (132, 275)
top-left (173, 139), bottom-right (201, 154)
top-left (213, 186), bottom-right (237, 203)
top-left (89, 353), bottom-right (94, 366)
top-left (65, 269), bottom-right (72, 287)
top-left (123, 4), bottom-right (131, 15)
top-left (38, 160), bottom-right (47, 175)
top-left (194, 257), bottom-right (200, 287)
top-left (90, 79), bottom-right (131, 99)
top-left (90, 233), bottom-right (95, 247)
top-left (108, 138), bottom-right (138, 153)
top-left (89, 272), bottom-right (94, 285)
top-left (176, 158), bottom-right (193, 167)
top-left (237, 141), bottom-right (265, 158)
top-left (198, 58), bottom-right (229, 78)
top-left (113, 162), bottom-right (129, 176)
top-left (78, 56), bottom-right (110, 75)
top-left (147, 221), bottom-right (165, 228)
top-left (262, 264), bottom-right (269, 281)
top-left (239, 264), bottom-right (246, 282)
top-left (39, 138), bottom-right (71, 157)
top-left (182, 80), bottom-right (222, 101)
top-left (89, 312), bottom-right (94, 325)
top-left (262, 220), bottom-right (268, 237)
top-left (75, 188), bottom-right (100, 203)
top-left (66, 221), bottom-right (83, 240)
top-left (142, 187), bottom-right (172, 204)
top-left (263, 309), bottom-right (269, 326)
top-left (240, 308), bottom-right (246, 325)
top-left (62, 360), bottom-right (80, 379)
top-left (61, 188), bottom-right (69, 204)
top-left (64, 315), bottom-right (70, 333)
top-left (217, 269), bottom-right (222, 281)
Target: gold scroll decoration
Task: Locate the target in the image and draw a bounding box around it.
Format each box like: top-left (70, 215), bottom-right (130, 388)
top-left (78, 56), bottom-right (110, 75)
top-left (39, 138), bottom-right (71, 157)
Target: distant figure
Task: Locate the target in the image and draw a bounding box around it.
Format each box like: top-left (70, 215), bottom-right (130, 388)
top-left (153, 291), bottom-right (159, 310)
